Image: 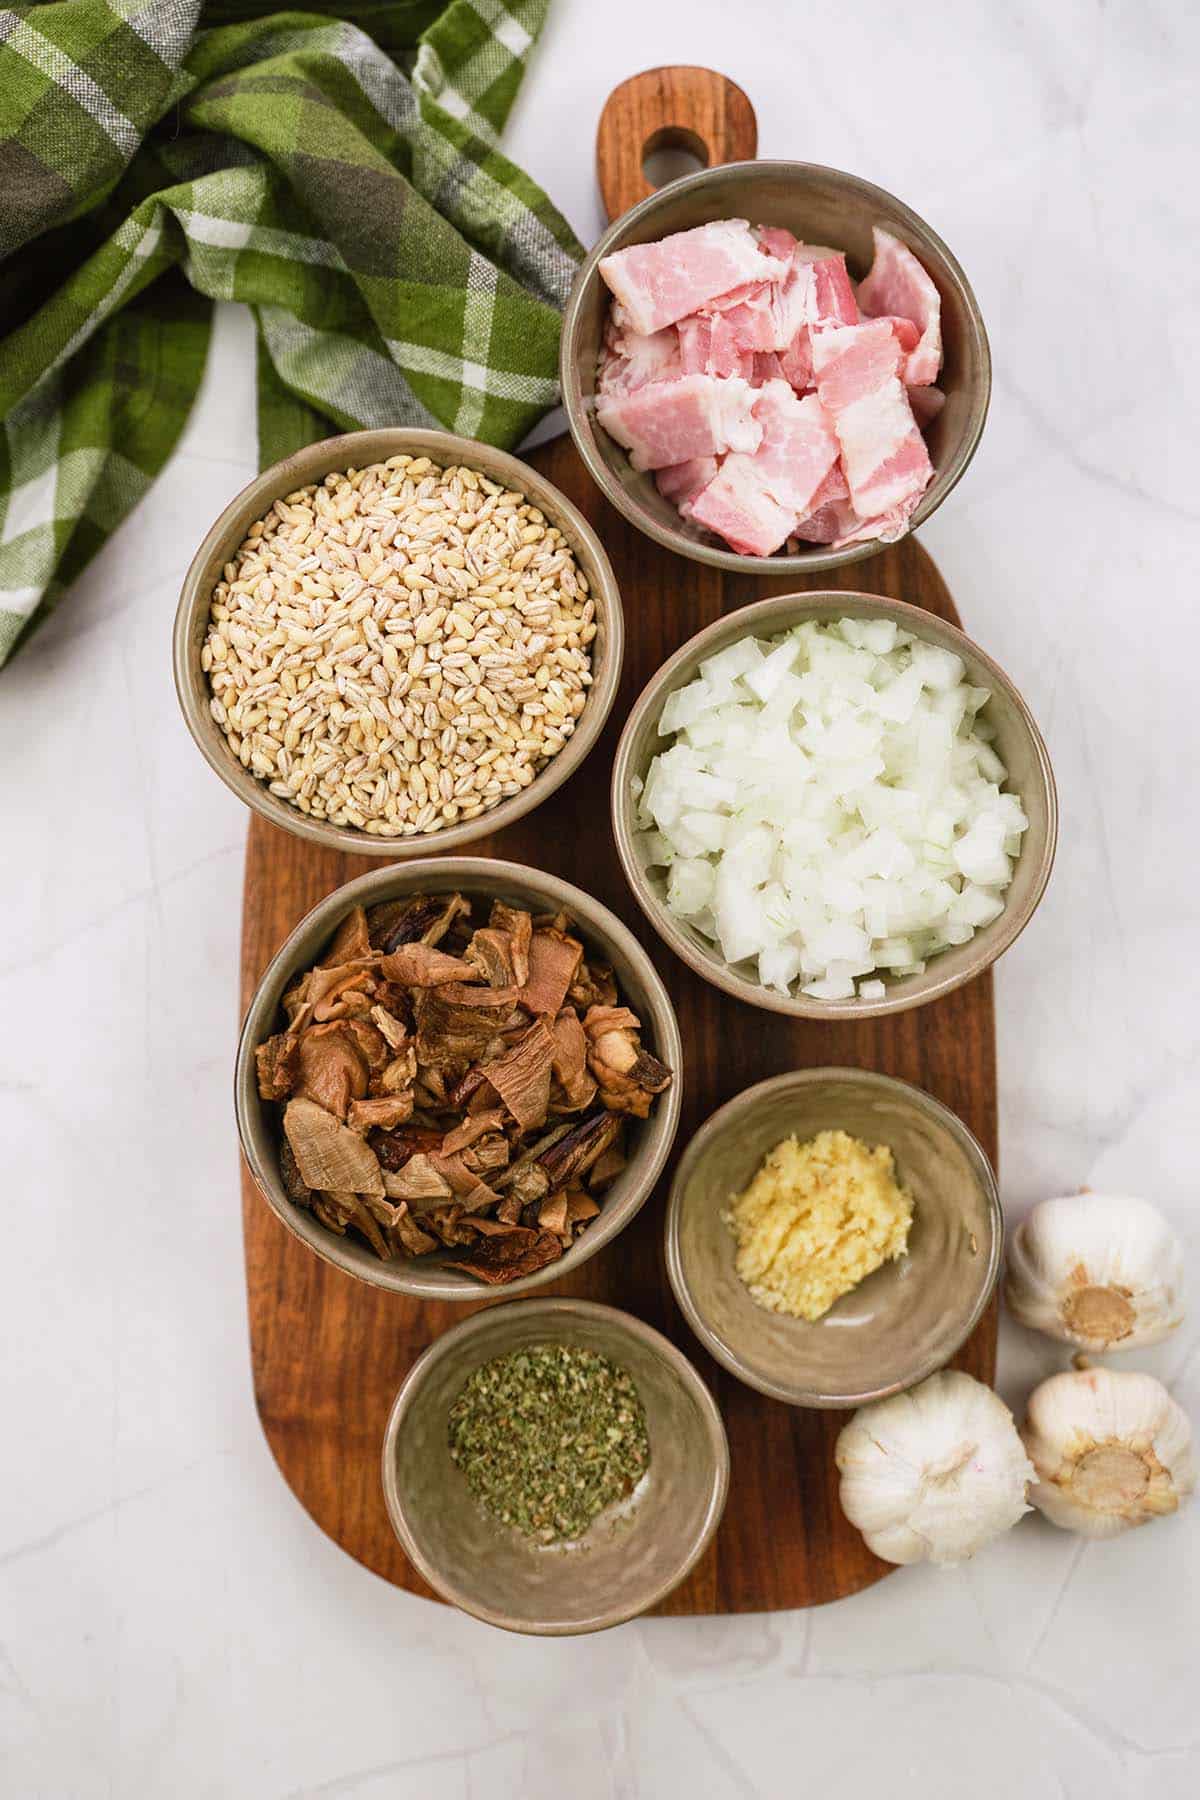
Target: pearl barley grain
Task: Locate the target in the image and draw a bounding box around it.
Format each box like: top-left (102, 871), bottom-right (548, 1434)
top-left (204, 457), bottom-right (596, 837)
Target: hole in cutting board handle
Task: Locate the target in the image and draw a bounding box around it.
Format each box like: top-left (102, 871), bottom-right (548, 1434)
top-left (641, 126), bottom-right (710, 190)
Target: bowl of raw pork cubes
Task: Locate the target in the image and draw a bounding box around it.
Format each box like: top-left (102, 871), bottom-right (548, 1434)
top-left (561, 161), bottom-right (990, 570)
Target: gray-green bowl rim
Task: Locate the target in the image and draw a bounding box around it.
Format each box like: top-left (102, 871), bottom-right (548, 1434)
top-left (173, 426), bottom-right (624, 857)
top-left (234, 857), bottom-right (683, 1301)
top-left (560, 158), bottom-right (991, 574)
top-left (610, 588), bottom-right (1058, 1020)
top-left (664, 1066), bottom-right (1004, 1409)
top-left (380, 1295), bottom-right (731, 1634)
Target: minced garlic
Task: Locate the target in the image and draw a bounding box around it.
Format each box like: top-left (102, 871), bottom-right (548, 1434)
top-left (725, 1129), bottom-right (913, 1321)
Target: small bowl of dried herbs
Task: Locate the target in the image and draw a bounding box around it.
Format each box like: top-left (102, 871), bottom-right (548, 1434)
top-left (381, 1296), bottom-right (729, 1634)
top-left (236, 858), bottom-right (682, 1298)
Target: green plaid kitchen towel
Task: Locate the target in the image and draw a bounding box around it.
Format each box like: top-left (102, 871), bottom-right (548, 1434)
top-left (0, 0), bottom-right (583, 667)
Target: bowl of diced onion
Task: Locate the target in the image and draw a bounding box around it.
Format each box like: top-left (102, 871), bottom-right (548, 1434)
top-left (611, 593), bottom-right (1056, 1018)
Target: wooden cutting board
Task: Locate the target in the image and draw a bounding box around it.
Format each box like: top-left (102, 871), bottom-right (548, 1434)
top-left (238, 66), bottom-right (998, 1614)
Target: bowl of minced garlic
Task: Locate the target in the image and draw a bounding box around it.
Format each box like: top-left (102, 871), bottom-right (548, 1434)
top-left (665, 1068), bottom-right (1002, 1408)
top-left (727, 1129), bottom-right (914, 1323)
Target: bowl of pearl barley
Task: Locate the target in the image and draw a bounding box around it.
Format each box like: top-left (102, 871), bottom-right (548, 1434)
top-left (174, 428), bottom-right (623, 855)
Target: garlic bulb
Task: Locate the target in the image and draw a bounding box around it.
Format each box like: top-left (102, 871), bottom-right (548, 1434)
top-left (836, 1370), bottom-right (1033, 1566)
top-left (1005, 1193), bottom-right (1184, 1351)
top-left (1022, 1367), bottom-right (1196, 1538)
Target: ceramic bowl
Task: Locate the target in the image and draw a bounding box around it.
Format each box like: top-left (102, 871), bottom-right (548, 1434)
top-left (235, 859), bottom-right (682, 1300)
top-left (174, 427), bottom-right (623, 856)
top-left (560, 160), bottom-right (990, 574)
top-left (381, 1296), bottom-right (729, 1634)
top-left (612, 590), bottom-right (1057, 1020)
top-left (665, 1068), bottom-right (1002, 1409)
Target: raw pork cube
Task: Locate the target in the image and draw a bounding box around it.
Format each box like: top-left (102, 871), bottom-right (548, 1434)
top-left (812, 321), bottom-right (933, 520)
top-left (810, 319), bottom-right (905, 411)
top-left (830, 492), bottom-right (926, 547)
top-left (775, 248), bottom-right (859, 393)
top-left (793, 247), bottom-right (859, 326)
top-left (856, 226), bottom-right (943, 386)
top-left (793, 499), bottom-right (857, 544)
top-left (746, 381), bottom-right (840, 514)
top-left (678, 314), bottom-right (756, 381)
top-left (712, 286), bottom-right (779, 352)
top-left (700, 278), bottom-right (771, 314)
top-left (689, 458), bottom-right (796, 557)
top-left (755, 225), bottom-right (799, 261)
top-left (656, 457), bottom-right (720, 516)
top-left (598, 221), bottom-right (788, 335)
top-left (597, 318), bottom-right (681, 395)
top-left (779, 329), bottom-right (813, 392)
top-left (597, 374), bottom-right (761, 471)
top-left (862, 314), bottom-right (920, 355)
top-left (688, 383), bottom-right (840, 556)
top-left (753, 351), bottom-right (786, 384)
top-left (832, 379), bottom-right (934, 517)
top-left (792, 464), bottom-right (855, 543)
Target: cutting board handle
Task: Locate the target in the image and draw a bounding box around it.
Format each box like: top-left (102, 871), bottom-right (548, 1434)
top-left (596, 66), bottom-right (758, 223)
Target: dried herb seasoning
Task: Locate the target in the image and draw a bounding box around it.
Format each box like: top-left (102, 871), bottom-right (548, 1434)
top-left (447, 1343), bottom-right (651, 1543)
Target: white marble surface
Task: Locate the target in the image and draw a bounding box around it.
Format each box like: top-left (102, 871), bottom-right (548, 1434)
top-left (3, 2), bottom-right (1199, 1794)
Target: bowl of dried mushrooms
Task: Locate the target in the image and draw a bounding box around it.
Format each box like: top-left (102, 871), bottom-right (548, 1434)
top-left (236, 859), bottom-right (683, 1298)
top-left (174, 428), bottom-right (623, 856)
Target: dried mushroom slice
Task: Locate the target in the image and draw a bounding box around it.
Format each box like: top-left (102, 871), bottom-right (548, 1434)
top-left (370, 1004), bottom-right (409, 1051)
top-left (390, 1205), bottom-right (439, 1257)
top-left (440, 1109), bottom-right (506, 1155)
top-left (308, 964), bottom-right (377, 1021)
top-left (430, 1150), bottom-right (480, 1197)
top-left (588, 1138), bottom-right (627, 1191)
top-left (377, 1045), bottom-right (418, 1094)
top-left (257, 1032), bottom-right (299, 1102)
top-left (347, 1094), bottom-right (413, 1132)
top-left (345, 1195), bottom-right (393, 1258)
top-left (368, 893), bottom-right (469, 953)
top-left (414, 987), bottom-right (516, 1068)
top-left (538, 1111), bottom-right (622, 1188)
top-left (295, 1024), bottom-right (369, 1120)
top-left (323, 905), bottom-right (372, 966)
top-left (463, 1132), bottom-right (510, 1174)
top-left (424, 1204), bottom-right (476, 1248)
top-left (283, 1097), bottom-right (384, 1196)
top-left (549, 1008), bottom-right (595, 1111)
top-left (518, 929), bottom-right (583, 1017)
top-left (454, 1227), bottom-right (564, 1286)
top-left (461, 1178), bottom-right (502, 1213)
top-left (487, 901), bottom-right (533, 985)
top-left (538, 1191), bottom-right (570, 1236)
top-left (464, 928), bottom-right (520, 989)
top-left (371, 1124), bottom-right (443, 1171)
top-left (485, 1019), bottom-right (556, 1130)
top-left (583, 1004), bottom-right (672, 1117)
top-left (379, 944), bottom-right (475, 986)
top-left (382, 1152), bottom-right (453, 1207)
top-left (341, 1016), bottom-right (390, 1077)
top-left (569, 959), bottom-right (618, 1011)
top-left (279, 1139), bottom-right (313, 1208)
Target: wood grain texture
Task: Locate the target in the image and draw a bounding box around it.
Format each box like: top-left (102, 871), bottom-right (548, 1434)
top-left (240, 431), bottom-right (999, 1614)
top-left (597, 66), bottom-right (757, 221)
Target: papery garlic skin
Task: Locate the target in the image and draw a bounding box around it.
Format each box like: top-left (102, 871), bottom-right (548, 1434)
top-left (1022, 1368), bottom-right (1196, 1538)
top-left (1005, 1194), bottom-right (1184, 1351)
top-left (836, 1370), bottom-right (1033, 1566)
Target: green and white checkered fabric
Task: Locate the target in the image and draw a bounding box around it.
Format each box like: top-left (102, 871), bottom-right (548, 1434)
top-left (0, 0), bottom-right (583, 666)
